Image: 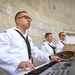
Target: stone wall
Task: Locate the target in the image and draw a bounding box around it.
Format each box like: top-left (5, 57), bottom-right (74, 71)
top-left (0, 0), bottom-right (75, 47)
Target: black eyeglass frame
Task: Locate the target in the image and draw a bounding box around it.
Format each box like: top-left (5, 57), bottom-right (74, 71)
top-left (61, 35), bottom-right (66, 36)
top-left (18, 15), bottom-right (32, 22)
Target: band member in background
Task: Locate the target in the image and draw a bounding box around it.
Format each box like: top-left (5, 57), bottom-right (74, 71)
top-left (41, 33), bottom-right (56, 55)
top-left (55, 32), bottom-right (66, 53)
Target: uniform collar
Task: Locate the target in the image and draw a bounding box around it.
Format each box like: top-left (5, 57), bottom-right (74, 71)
top-left (13, 27), bottom-right (28, 38)
top-left (60, 40), bottom-right (66, 45)
top-left (46, 41), bottom-right (52, 45)
top-left (60, 40), bottom-right (65, 43)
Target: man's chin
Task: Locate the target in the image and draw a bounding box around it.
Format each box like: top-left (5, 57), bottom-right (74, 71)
top-left (26, 27), bottom-right (30, 29)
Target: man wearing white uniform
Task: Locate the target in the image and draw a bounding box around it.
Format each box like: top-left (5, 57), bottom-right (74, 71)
top-left (55, 32), bottom-right (66, 53)
top-left (0, 11), bottom-right (62, 75)
top-left (41, 33), bottom-right (56, 55)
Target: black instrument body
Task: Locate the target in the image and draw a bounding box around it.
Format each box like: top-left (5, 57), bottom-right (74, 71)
top-left (25, 58), bottom-right (75, 75)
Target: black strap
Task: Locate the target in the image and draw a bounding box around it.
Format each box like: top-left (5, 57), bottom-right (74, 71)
top-left (48, 44), bottom-right (56, 54)
top-left (15, 29), bottom-right (31, 59)
top-left (61, 41), bottom-right (66, 45)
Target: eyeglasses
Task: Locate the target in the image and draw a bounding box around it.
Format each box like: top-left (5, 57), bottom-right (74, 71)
top-left (61, 35), bottom-right (65, 36)
top-left (18, 15), bottom-right (32, 22)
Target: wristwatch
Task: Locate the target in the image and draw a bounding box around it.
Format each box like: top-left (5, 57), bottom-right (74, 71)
top-left (49, 56), bottom-right (51, 60)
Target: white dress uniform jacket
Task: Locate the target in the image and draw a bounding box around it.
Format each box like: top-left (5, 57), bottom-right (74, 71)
top-left (55, 40), bottom-right (66, 53)
top-left (0, 27), bottom-right (50, 75)
top-left (41, 41), bottom-right (55, 55)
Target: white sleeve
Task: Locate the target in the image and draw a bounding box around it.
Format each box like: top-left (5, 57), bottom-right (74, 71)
top-left (0, 32), bottom-right (21, 69)
top-left (30, 42), bottom-right (50, 62)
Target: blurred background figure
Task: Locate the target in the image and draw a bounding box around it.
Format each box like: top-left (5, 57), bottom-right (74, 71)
top-left (55, 32), bottom-right (66, 53)
top-left (41, 33), bottom-right (56, 55)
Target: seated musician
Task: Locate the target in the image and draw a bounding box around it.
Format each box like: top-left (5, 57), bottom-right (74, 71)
top-left (0, 11), bottom-right (62, 75)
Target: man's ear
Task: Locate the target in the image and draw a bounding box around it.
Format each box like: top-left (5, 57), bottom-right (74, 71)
top-left (16, 19), bottom-right (20, 23)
